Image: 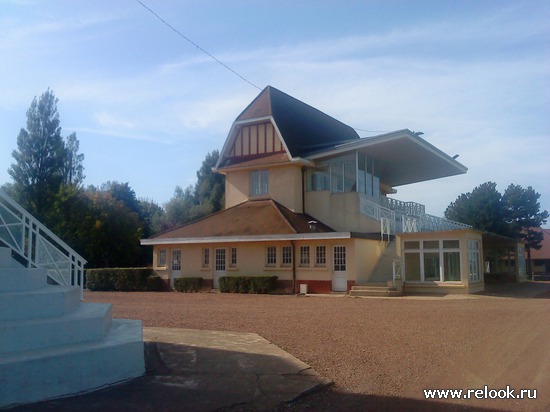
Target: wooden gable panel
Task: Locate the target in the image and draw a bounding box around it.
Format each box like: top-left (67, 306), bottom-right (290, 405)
top-left (229, 122), bottom-right (284, 161)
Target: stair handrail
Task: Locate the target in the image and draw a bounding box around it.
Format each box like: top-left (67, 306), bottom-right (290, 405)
top-left (392, 259), bottom-right (403, 287)
top-left (0, 189), bottom-right (86, 298)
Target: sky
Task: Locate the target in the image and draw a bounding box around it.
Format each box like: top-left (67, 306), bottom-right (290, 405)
top-left (1, 0), bottom-right (549, 224)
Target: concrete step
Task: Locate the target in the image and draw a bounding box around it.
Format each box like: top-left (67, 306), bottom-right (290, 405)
top-left (0, 267), bottom-right (48, 292)
top-left (0, 247), bottom-right (23, 268)
top-left (0, 303), bottom-right (113, 355)
top-left (350, 285), bottom-right (402, 297)
top-left (0, 285), bottom-right (81, 321)
top-left (0, 319), bottom-right (145, 408)
top-left (352, 283), bottom-right (390, 289)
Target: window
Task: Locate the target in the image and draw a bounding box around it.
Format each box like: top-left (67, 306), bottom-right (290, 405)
top-left (215, 249), bottom-right (226, 271)
top-left (334, 246), bottom-right (346, 271)
top-left (312, 169), bottom-right (329, 191)
top-left (250, 170), bottom-right (269, 196)
top-left (282, 246), bottom-right (292, 266)
top-left (202, 248), bottom-right (210, 267)
top-left (300, 246), bottom-right (310, 266)
top-left (171, 250), bottom-right (181, 271)
top-left (468, 240), bottom-right (481, 282)
top-left (403, 240), bottom-right (461, 282)
top-left (444, 251), bottom-right (461, 281)
top-left (316, 246), bottom-right (326, 266)
top-left (230, 247), bottom-right (237, 267)
top-left (330, 163), bottom-right (344, 193)
top-left (266, 246), bottom-right (277, 266)
top-left (158, 249), bottom-right (167, 267)
top-left (404, 253), bottom-right (421, 281)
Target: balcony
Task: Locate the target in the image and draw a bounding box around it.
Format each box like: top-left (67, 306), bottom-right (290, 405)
top-left (359, 194), bottom-right (471, 234)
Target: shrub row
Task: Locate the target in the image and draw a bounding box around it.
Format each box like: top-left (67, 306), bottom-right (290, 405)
top-left (219, 276), bottom-right (278, 294)
top-left (86, 268), bottom-right (161, 291)
top-left (174, 277), bottom-right (203, 293)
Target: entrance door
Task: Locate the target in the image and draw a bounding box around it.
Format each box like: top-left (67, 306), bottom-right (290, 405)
top-left (332, 246), bottom-right (347, 292)
top-left (170, 249), bottom-right (182, 289)
top-left (214, 248), bottom-right (226, 289)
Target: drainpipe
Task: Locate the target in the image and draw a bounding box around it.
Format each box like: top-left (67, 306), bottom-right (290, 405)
top-left (291, 240), bottom-right (297, 294)
top-left (301, 167), bottom-right (306, 214)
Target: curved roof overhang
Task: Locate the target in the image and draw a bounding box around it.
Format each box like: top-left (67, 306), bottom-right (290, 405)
top-left (307, 129), bottom-right (468, 187)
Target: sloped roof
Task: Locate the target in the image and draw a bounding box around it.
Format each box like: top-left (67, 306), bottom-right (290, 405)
top-left (236, 86), bottom-right (360, 158)
top-left (148, 199), bottom-right (335, 240)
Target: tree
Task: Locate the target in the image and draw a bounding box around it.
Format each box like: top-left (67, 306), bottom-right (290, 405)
top-left (62, 132), bottom-right (85, 187)
top-left (7, 89), bottom-right (85, 220)
top-left (9, 89), bottom-right (66, 217)
top-left (445, 182), bottom-right (548, 275)
top-left (502, 184), bottom-right (549, 274)
top-left (84, 189), bottom-right (143, 268)
top-left (157, 150), bottom-right (225, 231)
top-left (161, 185), bottom-right (196, 231)
top-left (444, 182), bottom-right (507, 234)
top-left (193, 150), bottom-right (225, 213)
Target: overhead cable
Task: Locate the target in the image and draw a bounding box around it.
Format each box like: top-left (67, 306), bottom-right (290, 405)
top-left (135, 0), bottom-right (262, 90)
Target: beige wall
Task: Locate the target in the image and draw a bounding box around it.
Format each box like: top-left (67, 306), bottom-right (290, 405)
top-left (305, 191), bottom-right (380, 232)
top-left (354, 239), bottom-right (397, 284)
top-left (224, 165), bottom-right (303, 212)
top-left (152, 238), bottom-right (381, 290)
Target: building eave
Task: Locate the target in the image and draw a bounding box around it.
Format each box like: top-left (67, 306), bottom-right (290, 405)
top-left (307, 129), bottom-right (468, 187)
top-left (141, 232), bottom-right (353, 246)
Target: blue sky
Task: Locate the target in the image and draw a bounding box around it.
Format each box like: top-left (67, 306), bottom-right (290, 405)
top-left (1, 0), bottom-right (549, 222)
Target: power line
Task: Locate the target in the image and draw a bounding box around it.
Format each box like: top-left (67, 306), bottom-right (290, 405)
top-left (135, 0), bottom-right (262, 90)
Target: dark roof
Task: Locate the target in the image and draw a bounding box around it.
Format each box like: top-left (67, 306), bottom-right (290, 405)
top-left (149, 199), bottom-right (335, 240)
top-left (236, 86), bottom-right (360, 158)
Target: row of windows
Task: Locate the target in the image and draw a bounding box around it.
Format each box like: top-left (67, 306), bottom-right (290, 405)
top-left (158, 246), bottom-right (329, 270)
top-left (203, 247), bottom-right (237, 268)
top-left (266, 245), bottom-right (327, 267)
top-left (157, 248), bottom-right (238, 270)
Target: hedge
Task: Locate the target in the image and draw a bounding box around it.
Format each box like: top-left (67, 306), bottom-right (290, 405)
top-left (219, 276), bottom-right (277, 294)
top-left (86, 268), bottom-right (161, 291)
top-left (174, 277), bottom-right (203, 293)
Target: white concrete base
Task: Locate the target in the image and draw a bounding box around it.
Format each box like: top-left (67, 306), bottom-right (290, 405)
top-left (0, 248), bottom-right (145, 408)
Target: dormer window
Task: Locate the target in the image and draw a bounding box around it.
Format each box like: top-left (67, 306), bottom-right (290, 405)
top-left (250, 169), bottom-right (269, 196)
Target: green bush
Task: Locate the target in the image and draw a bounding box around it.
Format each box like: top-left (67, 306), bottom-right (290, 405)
top-left (218, 276), bottom-right (277, 294)
top-left (174, 277), bottom-right (203, 292)
top-left (86, 268), bottom-right (161, 291)
top-left (250, 276), bottom-right (278, 294)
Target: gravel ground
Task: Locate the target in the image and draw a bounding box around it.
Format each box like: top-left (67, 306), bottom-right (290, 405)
top-left (85, 283), bottom-right (550, 411)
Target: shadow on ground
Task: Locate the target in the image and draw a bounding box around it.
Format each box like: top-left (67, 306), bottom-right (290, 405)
top-left (7, 332), bottom-right (331, 412)
top-left (273, 387), bottom-right (511, 412)
top-left (478, 281), bottom-right (550, 299)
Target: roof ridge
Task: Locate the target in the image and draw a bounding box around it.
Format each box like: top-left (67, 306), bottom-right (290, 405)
top-left (270, 199), bottom-right (299, 234)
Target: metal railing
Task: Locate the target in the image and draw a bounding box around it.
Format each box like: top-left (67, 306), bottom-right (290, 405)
top-left (0, 189), bottom-right (86, 298)
top-left (380, 196), bottom-right (425, 217)
top-left (359, 193), bottom-right (472, 234)
top-left (420, 214), bottom-right (472, 231)
top-left (359, 194), bottom-right (396, 231)
top-left (392, 259), bottom-right (402, 287)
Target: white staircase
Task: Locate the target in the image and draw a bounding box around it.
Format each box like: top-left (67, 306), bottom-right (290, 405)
top-left (0, 248), bottom-right (145, 408)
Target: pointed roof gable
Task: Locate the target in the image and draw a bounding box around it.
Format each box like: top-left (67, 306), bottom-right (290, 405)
top-left (235, 86), bottom-right (360, 158)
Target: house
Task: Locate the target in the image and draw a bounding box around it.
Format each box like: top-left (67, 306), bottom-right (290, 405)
top-left (142, 86), bottom-right (513, 294)
top-left (529, 228), bottom-right (550, 279)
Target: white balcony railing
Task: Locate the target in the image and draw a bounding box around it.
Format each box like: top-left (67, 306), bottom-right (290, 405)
top-left (0, 189), bottom-right (86, 298)
top-left (359, 193), bottom-right (472, 234)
